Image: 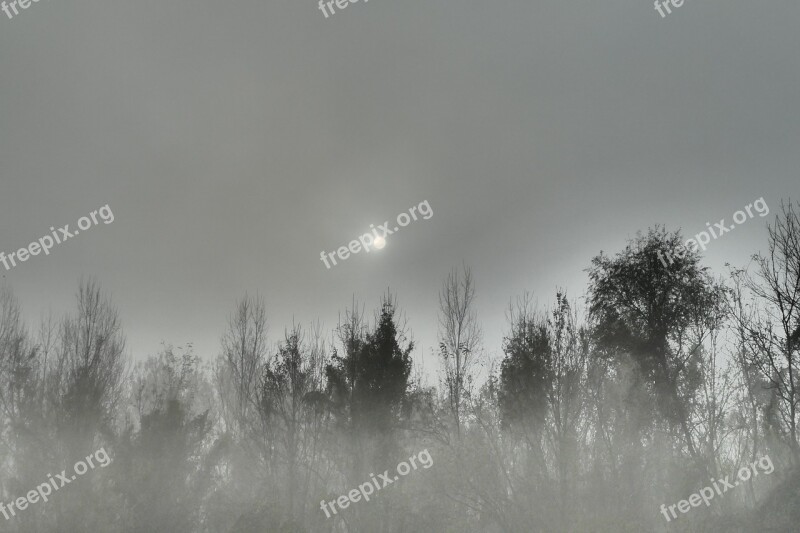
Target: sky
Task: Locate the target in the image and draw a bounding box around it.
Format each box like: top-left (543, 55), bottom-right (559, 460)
top-left (1, 0), bottom-right (797, 381)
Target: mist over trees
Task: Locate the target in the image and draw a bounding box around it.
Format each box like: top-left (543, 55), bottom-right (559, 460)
top-left (0, 201), bottom-right (798, 532)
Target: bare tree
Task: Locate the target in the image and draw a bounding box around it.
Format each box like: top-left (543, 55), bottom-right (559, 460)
top-left (261, 323), bottom-right (331, 522)
top-left (437, 264), bottom-right (482, 438)
top-left (219, 294), bottom-right (268, 436)
top-left (54, 279), bottom-right (127, 447)
top-left (734, 201), bottom-right (800, 457)
top-left (0, 288), bottom-right (36, 425)
top-left (41, 280), bottom-right (128, 531)
top-left (0, 288), bottom-right (39, 469)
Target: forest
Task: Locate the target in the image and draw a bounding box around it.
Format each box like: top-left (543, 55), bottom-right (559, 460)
top-left (0, 200), bottom-right (797, 533)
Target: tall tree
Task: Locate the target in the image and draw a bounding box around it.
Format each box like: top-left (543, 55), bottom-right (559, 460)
top-left (732, 201), bottom-right (800, 456)
top-left (219, 294), bottom-right (268, 437)
top-left (437, 264), bottom-right (482, 438)
top-left (261, 324), bottom-right (329, 523)
top-left (326, 295), bottom-right (413, 471)
top-left (214, 294), bottom-right (278, 531)
top-left (54, 279), bottom-right (126, 454)
top-left (587, 227), bottom-right (723, 476)
top-left (116, 345), bottom-right (215, 533)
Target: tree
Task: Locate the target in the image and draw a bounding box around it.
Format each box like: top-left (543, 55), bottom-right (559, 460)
top-left (437, 264), bottom-right (482, 438)
top-left (587, 227), bottom-right (723, 476)
top-left (53, 279), bottom-right (126, 456)
top-left (497, 292), bottom-right (589, 529)
top-left (261, 324), bottom-right (329, 522)
top-left (219, 294), bottom-right (268, 437)
top-left (116, 345), bottom-right (215, 533)
top-left (326, 295), bottom-right (413, 472)
top-left (0, 288), bottom-right (38, 447)
top-left (36, 280), bottom-right (128, 532)
top-left (732, 201), bottom-right (800, 457)
top-left (214, 294), bottom-right (282, 531)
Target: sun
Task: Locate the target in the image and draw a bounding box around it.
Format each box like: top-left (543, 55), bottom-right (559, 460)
top-left (374, 236), bottom-right (386, 249)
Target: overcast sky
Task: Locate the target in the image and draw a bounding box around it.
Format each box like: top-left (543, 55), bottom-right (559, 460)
top-left (1, 0), bottom-right (797, 378)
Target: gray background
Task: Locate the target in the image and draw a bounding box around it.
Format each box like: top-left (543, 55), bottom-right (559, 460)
top-left (1, 0), bottom-right (797, 376)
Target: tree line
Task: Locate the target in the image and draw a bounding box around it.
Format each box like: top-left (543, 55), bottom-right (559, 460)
top-left (0, 200), bottom-right (798, 532)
